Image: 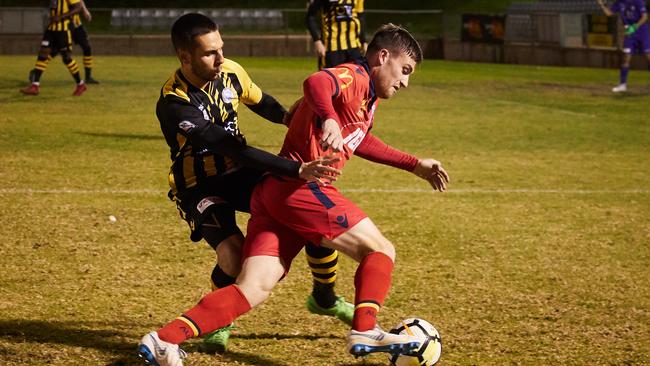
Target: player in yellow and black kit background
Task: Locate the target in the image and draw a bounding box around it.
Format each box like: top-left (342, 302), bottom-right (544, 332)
top-left (20, 0), bottom-right (87, 96)
top-left (307, 0), bottom-right (367, 69)
top-left (29, 0), bottom-right (99, 84)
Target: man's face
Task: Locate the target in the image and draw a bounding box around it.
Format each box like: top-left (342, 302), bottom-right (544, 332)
top-left (185, 30), bottom-right (224, 82)
top-left (373, 49), bottom-right (416, 99)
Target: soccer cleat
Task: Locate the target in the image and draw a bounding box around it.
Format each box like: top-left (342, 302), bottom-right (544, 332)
top-left (198, 323), bottom-right (236, 354)
top-left (306, 295), bottom-right (354, 326)
top-left (28, 68), bottom-right (36, 83)
top-left (138, 331), bottom-right (187, 366)
top-left (73, 82), bottom-right (87, 96)
top-left (20, 84), bottom-right (39, 96)
top-left (347, 326), bottom-right (421, 357)
top-left (85, 76), bottom-right (100, 84)
top-left (612, 84), bottom-right (627, 93)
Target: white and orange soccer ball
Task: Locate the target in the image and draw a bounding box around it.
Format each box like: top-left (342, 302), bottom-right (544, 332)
top-left (388, 318), bottom-right (442, 366)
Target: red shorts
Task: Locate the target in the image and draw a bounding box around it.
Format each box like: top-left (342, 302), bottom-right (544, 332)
top-left (242, 176), bottom-right (367, 272)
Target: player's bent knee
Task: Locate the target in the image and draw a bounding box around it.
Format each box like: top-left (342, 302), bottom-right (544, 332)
top-left (236, 256), bottom-right (285, 307)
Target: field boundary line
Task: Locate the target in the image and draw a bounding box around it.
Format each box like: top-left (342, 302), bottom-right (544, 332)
top-left (1, 188), bottom-right (649, 194)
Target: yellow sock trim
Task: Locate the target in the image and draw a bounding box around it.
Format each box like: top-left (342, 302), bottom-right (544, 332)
top-left (176, 316), bottom-right (199, 337)
top-left (355, 302), bottom-right (380, 312)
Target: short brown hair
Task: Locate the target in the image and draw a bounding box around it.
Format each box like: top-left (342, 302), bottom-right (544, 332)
top-left (367, 23), bottom-right (423, 63)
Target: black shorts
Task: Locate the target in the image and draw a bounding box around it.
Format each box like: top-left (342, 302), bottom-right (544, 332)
top-left (171, 167), bottom-right (264, 247)
top-left (41, 30), bottom-right (72, 52)
top-left (71, 25), bottom-right (90, 48)
top-left (320, 47), bottom-right (363, 69)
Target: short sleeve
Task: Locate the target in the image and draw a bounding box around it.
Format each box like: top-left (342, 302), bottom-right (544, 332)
top-left (224, 59), bottom-right (263, 105)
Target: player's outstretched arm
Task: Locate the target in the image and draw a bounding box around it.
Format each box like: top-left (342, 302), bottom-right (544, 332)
top-left (246, 92), bottom-right (287, 125)
top-left (596, 0), bottom-right (614, 17)
top-left (412, 159), bottom-right (449, 192)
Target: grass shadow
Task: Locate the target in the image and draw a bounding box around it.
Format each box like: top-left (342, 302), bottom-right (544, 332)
top-left (0, 319), bottom-right (148, 365)
top-left (233, 331), bottom-right (341, 341)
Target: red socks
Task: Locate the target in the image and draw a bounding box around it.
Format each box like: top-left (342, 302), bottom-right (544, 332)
top-left (157, 285), bottom-right (251, 344)
top-left (352, 252), bottom-right (394, 331)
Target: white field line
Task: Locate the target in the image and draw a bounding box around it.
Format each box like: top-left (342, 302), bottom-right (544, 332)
top-left (0, 188), bottom-right (648, 195)
top-left (486, 98), bottom-right (597, 118)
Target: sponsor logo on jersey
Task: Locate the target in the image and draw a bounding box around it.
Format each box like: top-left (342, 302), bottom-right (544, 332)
top-left (343, 127), bottom-right (366, 151)
top-left (197, 196), bottom-right (225, 214)
top-left (178, 120), bottom-right (196, 132)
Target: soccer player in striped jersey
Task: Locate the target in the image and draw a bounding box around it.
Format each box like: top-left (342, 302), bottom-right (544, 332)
top-left (30, 0), bottom-right (99, 85)
top-left (20, 0), bottom-right (86, 96)
top-left (597, 0), bottom-right (650, 92)
top-left (144, 13), bottom-right (346, 358)
top-left (307, 0), bottom-right (367, 69)
top-left (139, 24), bottom-right (450, 366)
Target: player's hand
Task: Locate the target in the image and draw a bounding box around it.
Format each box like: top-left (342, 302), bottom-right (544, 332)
top-left (314, 40), bottom-right (326, 58)
top-left (412, 159), bottom-right (450, 192)
top-left (625, 24), bottom-right (638, 35)
top-left (83, 10), bottom-right (92, 21)
top-left (299, 155), bottom-right (341, 186)
top-left (320, 118), bottom-right (343, 152)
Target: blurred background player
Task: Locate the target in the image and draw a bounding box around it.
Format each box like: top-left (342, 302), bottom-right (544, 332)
top-left (138, 23), bottom-right (450, 366)
top-left (20, 0), bottom-right (86, 96)
top-left (597, 0), bottom-right (650, 92)
top-left (304, 0), bottom-right (367, 320)
top-left (307, 0), bottom-right (366, 70)
top-left (154, 13), bottom-right (348, 355)
top-left (29, 0), bottom-right (99, 84)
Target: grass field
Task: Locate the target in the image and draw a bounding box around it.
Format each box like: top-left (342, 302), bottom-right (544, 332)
top-left (1, 55), bottom-right (649, 366)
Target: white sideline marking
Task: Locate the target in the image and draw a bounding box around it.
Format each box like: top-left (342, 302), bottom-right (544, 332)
top-left (0, 188), bottom-right (648, 195)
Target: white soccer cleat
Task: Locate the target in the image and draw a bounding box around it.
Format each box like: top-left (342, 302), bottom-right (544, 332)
top-left (612, 84), bottom-right (627, 93)
top-left (347, 326), bottom-right (421, 357)
top-left (138, 331), bottom-right (187, 366)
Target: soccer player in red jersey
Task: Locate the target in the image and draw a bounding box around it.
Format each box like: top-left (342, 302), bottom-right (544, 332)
top-left (139, 24), bottom-right (449, 365)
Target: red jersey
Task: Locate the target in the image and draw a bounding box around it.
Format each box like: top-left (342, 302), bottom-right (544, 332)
top-left (280, 61), bottom-right (379, 171)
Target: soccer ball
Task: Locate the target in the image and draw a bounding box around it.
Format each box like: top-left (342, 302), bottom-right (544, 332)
top-left (388, 318), bottom-right (442, 366)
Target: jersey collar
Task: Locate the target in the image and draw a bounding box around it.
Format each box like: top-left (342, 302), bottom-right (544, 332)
top-left (355, 57), bottom-right (376, 100)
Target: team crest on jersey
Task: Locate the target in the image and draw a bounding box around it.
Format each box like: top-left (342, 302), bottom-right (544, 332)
top-left (221, 87), bottom-right (235, 104)
top-left (178, 120), bottom-right (196, 132)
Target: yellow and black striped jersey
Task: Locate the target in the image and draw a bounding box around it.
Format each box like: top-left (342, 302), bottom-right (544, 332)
top-left (48, 0), bottom-right (81, 31)
top-left (308, 0), bottom-right (365, 51)
top-left (72, 13), bottom-right (82, 28)
top-left (157, 58), bottom-right (267, 195)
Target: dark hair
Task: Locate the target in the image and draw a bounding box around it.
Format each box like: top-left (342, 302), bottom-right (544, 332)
top-left (171, 13), bottom-right (218, 51)
top-left (367, 23), bottom-right (423, 63)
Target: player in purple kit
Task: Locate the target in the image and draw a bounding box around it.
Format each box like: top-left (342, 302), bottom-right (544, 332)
top-left (597, 0), bottom-right (650, 92)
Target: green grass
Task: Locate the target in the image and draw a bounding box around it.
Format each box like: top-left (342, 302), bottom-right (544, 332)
top-left (1, 55), bottom-right (649, 365)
